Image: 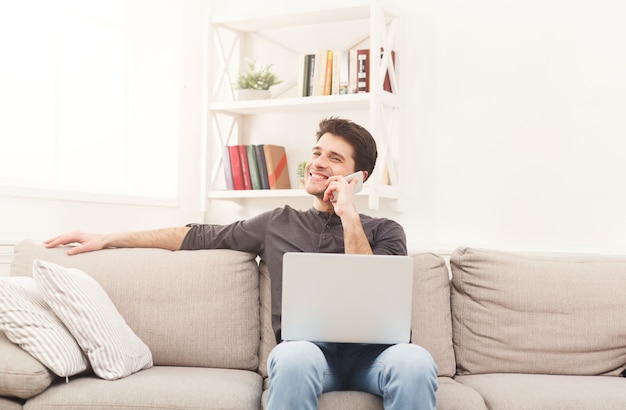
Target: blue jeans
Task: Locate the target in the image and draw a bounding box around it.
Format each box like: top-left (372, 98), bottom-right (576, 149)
top-left (266, 341), bottom-right (438, 410)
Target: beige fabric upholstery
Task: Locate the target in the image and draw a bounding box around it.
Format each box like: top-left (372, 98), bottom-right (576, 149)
top-left (11, 239), bottom-right (261, 371)
top-left (25, 366), bottom-right (262, 410)
top-left (436, 377), bottom-right (486, 410)
top-left (455, 373), bottom-right (626, 410)
top-left (0, 397), bottom-right (23, 410)
top-left (0, 331), bottom-right (53, 399)
top-left (450, 246), bottom-right (626, 376)
top-left (410, 253), bottom-right (456, 377)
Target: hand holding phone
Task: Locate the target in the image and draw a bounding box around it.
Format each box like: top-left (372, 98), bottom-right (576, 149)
top-left (344, 171), bottom-right (364, 194)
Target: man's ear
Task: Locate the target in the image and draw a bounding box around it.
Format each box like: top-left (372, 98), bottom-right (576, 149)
top-left (362, 170), bottom-right (369, 182)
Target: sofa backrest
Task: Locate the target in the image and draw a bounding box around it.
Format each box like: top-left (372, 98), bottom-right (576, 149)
top-left (258, 252), bottom-right (456, 381)
top-left (450, 246), bottom-right (626, 377)
top-left (10, 239), bottom-right (261, 371)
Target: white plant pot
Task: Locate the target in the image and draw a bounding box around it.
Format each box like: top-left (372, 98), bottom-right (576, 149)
top-left (237, 89), bottom-right (271, 101)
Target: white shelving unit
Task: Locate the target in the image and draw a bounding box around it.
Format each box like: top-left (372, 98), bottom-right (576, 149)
top-left (206, 0), bottom-right (404, 211)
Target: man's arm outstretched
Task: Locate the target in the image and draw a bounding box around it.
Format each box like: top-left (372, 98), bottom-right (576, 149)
top-left (45, 227), bottom-right (191, 255)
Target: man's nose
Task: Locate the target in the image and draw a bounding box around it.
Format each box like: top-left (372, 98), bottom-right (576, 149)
top-left (311, 155), bottom-right (329, 168)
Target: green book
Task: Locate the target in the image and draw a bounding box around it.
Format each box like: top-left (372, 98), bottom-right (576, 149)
top-left (246, 145), bottom-right (262, 190)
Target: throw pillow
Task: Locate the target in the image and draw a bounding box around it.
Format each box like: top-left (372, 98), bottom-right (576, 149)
top-left (33, 259), bottom-right (153, 381)
top-left (0, 276), bottom-right (89, 378)
top-left (0, 331), bottom-right (54, 399)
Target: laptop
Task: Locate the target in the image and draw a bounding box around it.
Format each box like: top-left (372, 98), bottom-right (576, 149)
top-left (281, 252), bottom-right (414, 344)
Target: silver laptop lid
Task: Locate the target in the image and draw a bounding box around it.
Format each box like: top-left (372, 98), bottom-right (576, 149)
top-left (281, 252), bottom-right (413, 344)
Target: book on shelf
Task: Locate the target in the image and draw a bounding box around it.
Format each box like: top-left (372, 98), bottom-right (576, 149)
top-left (246, 145), bottom-right (262, 190)
top-left (307, 54), bottom-right (315, 97)
top-left (222, 144), bottom-right (290, 190)
top-left (356, 49), bottom-right (369, 93)
top-left (227, 145), bottom-right (245, 190)
top-left (222, 146), bottom-right (234, 190)
top-left (254, 144), bottom-right (270, 189)
top-left (301, 48), bottom-right (395, 96)
top-left (312, 49), bottom-right (328, 96)
top-left (323, 50), bottom-right (333, 96)
top-left (263, 144), bottom-right (291, 189)
top-left (237, 145), bottom-right (252, 190)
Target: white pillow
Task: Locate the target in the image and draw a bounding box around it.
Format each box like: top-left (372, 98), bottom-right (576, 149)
top-left (33, 259), bottom-right (153, 381)
top-left (0, 276), bottom-right (89, 377)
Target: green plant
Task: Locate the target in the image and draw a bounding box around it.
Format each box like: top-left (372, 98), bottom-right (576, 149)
top-left (234, 59), bottom-right (282, 90)
top-left (296, 161), bottom-right (308, 179)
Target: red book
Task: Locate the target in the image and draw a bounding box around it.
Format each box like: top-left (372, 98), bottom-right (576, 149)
top-left (382, 49), bottom-right (396, 93)
top-left (263, 145), bottom-right (291, 189)
top-left (228, 145), bottom-right (245, 190)
top-left (237, 145), bottom-right (252, 190)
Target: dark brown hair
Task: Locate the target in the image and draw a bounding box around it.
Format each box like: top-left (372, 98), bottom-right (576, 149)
top-left (315, 117), bottom-right (378, 179)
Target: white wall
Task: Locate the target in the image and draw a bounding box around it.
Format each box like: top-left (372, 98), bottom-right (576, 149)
top-left (401, 0), bottom-right (626, 254)
top-left (3, 0), bottom-right (626, 257)
top-left (0, 0), bottom-right (209, 244)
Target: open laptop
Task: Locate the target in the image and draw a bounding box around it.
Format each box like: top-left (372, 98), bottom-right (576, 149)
top-left (281, 252), bottom-right (414, 344)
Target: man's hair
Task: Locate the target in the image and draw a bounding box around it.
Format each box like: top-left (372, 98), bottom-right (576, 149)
top-left (315, 117), bottom-right (378, 179)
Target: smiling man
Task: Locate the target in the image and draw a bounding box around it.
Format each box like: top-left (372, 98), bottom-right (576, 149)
top-left (45, 117), bottom-right (438, 410)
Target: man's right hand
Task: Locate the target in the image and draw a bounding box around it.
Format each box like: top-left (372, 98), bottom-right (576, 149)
top-left (44, 231), bottom-right (109, 255)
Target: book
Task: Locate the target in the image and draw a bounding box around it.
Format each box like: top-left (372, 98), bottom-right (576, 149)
top-left (301, 54), bottom-right (313, 97)
top-left (349, 49), bottom-right (358, 94)
top-left (381, 49), bottom-right (396, 93)
top-left (350, 48), bottom-right (395, 93)
top-left (357, 49), bottom-right (369, 93)
top-left (237, 145), bottom-right (252, 190)
top-left (312, 49), bottom-right (328, 96)
top-left (307, 54), bottom-right (316, 97)
top-left (323, 50), bottom-right (333, 96)
top-left (297, 54), bottom-right (306, 97)
top-left (228, 145), bottom-right (245, 190)
top-left (222, 145), bottom-right (234, 190)
top-left (263, 145), bottom-right (291, 189)
top-left (254, 144), bottom-right (270, 189)
top-left (246, 145), bottom-right (262, 190)
top-left (331, 49), bottom-right (341, 95)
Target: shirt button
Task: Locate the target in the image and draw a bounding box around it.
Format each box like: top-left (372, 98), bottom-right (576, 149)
top-left (325, 225), bottom-right (331, 230)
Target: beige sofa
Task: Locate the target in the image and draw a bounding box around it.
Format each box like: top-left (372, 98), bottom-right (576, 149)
top-left (1, 240), bottom-right (626, 409)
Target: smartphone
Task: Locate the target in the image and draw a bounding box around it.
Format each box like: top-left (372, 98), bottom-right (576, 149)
top-left (344, 171), bottom-right (364, 194)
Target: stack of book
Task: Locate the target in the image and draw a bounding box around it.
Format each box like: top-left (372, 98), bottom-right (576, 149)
top-left (298, 48), bottom-right (395, 97)
top-left (222, 144), bottom-right (291, 190)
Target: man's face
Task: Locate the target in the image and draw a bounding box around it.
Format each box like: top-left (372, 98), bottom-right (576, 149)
top-left (305, 132), bottom-right (357, 197)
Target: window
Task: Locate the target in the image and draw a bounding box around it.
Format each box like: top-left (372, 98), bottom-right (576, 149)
top-left (0, 0), bottom-right (180, 202)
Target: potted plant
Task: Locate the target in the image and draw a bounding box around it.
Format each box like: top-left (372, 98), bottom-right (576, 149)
top-left (296, 161), bottom-right (307, 189)
top-left (234, 58), bottom-right (282, 100)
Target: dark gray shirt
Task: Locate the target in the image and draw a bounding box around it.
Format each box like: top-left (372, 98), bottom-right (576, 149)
top-left (180, 205), bottom-right (407, 340)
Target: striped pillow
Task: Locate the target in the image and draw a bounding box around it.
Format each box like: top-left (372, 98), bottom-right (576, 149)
top-left (0, 276), bottom-right (89, 377)
top-left (33, 259), bottom-right (153, 381)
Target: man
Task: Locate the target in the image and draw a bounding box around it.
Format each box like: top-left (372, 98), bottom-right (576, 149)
top-left (46, 117), bottom-right (438, 410)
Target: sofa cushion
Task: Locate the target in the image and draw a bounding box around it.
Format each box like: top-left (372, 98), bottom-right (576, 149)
top-left (0, 276), bottom-right (88, 377)
top-left (450, 246), bottom-right (626, 376)
top-left (455, 373), bottom-right (626, 410)
top-left (11, 239), bottom-right (261, 371)
top-left (409, 253), bottom-right (456, 377)
top-left (25, 366), bottom-right (262, 410)
top-left (262, 378), bottom-right (488, 410)
top-left (0, 397), bottom-right (23, 410)
top-left (0, 331), bottom-right (54, 399)
top-left (33, 259), bottom-right (153, 381)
